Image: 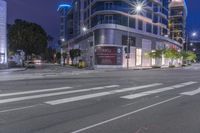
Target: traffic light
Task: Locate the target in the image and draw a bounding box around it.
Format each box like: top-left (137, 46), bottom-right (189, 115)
top-left (124, 46), bottom-right (130, 53)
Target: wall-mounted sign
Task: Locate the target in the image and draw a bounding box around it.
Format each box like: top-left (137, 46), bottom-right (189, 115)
top-left (95, 46), bottom-right (122, 65)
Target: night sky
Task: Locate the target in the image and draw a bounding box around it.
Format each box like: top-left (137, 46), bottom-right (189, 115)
top-left (5, 0), bottom-right (200, 42)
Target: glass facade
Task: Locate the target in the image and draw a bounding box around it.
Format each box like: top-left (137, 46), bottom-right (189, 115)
top-left (67, 0), bottom-right (170, 39)
top-left (89, 0), bottom-right (168, 36)
top-left (0, 0), bottom-right (7, 64)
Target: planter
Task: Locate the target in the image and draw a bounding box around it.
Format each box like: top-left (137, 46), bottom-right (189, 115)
top-left (169, 65), bottom-right (175, 68)
top-left (152, 66), bottom-right (161, 69)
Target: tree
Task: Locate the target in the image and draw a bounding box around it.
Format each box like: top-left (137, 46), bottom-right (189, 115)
top-left (163, 48), bottom-right (180, 66)
top-left (186, 51), bottom-right (197, 62)
top-left (147, 50), bottom-right (163, 59)
top-left (69, 49), bottom-right (81, 65)
top-left (56, 52), bottom-right (61, 64)
top-left (8, 19), bottom-right (48, 57)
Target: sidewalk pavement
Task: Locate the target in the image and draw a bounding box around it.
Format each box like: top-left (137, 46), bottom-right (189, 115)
top-left (0, 63), bottom-right (188, 82)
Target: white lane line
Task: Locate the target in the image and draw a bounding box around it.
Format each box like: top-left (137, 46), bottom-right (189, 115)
top-left (45, 83), bottom-right (162, 105)
top-left (0, 87), bottom-right (73, 97)
top-left (71, 95), bottom-right (182, 133)
top-left (121, 81), bottom-right (197, 100)
top-left (181, 88), bottom-right (200, 96)
top-left (0, 104), bottom-right (42, 113)
top-left (0, 85), bottom-right (119, 104)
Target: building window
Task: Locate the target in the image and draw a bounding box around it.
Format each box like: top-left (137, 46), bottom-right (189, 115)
top-left (153, 15), bottom-right (158, 23)
top-left (129, 18), bottom-right (136, 28)
top-left (153, 25), bottom-right (158, 35)
top-left (136, 48), bottom-right (142, 66)
top-left (104, 15), bottom-right (113, 23)
top-left (146, 12), bottom-right (152, 19)
top-left (122, 35), bottom-right (136, 47)
top-left (138, 20), bottom-right (143, 30)
top-left (104, 2), bottom-right (113, 10)
top-left (146, 23), bottom-right (152, 33)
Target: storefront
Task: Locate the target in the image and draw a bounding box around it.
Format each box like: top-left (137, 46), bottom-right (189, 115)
top-left (95, 46), bottom-right (122, 66)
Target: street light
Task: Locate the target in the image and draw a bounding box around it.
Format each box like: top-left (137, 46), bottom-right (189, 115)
top-left (82, 27), bottom-right (88, 33)
top-left (126, 1), bottom-right (145, 69)
top-left (61, 38), bottom-right (65, 42)
top-left (82, 26), bottom-right (95, 69)
top-left (186, 31), bottom-right (198, 52)
top-left (192, 32), bottom-right (197, 37)
top-left (60, 37), bottom-right (66, 66)
top-left (135, 4), bottom-right (143, 13)
top-left (132, 1), bottom-right (145, 14)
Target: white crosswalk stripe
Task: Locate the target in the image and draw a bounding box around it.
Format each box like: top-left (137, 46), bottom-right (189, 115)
top-left (0, 86), bottom-right (72, 97)
top-left (121, 81), bottom-right (197, 100)
top-left (181, 88), bottom-right (200, 96)
top-left (0, 85), bottom-right (119, 104)
top-left (45, 83), bottom-right (162, 105)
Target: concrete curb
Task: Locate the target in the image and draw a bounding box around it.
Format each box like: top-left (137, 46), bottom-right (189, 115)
top-left (0, 68), bottom-right (27, 72)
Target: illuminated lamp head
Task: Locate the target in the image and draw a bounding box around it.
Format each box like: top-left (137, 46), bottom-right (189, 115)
top-left (57, 4), bottom-right (71, 11)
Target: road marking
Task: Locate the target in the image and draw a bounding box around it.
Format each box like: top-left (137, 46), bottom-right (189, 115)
top-left (181, 88), bottom-right (200, 96)
top-left (0, 104), bottom-right (42, 113)
top-left (71, 96), bottom-right (182, 133)
top-left (121, 81), bottom-right (197, 100)
top-left (0, 87), bottom-right (73, 97)
top-left (0, 85), bottom-right (119, 104)
top-left (45, 83), bottom-right (162, 105)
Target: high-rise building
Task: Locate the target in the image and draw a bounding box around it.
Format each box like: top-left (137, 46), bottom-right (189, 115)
top-left (63, 0), bottom-right (182, 68)
top-left (0, 0), bottom-right (7, 66)
top-left (169, 0), bottom-right (187, 45)
top-left (57, 3), bottom-right (71, 41)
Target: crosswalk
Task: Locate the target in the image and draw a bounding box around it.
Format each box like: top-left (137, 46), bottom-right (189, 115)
top-left (0, 85), bottom-right (119, 104)
top-left (121, 81), bottom-right (196, 100)
top-left (0, 81), bottom-right (200, 107)
top-left (45, 83), bottom-right (162, 105)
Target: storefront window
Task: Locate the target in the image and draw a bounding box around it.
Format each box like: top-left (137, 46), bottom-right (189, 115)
top-left (136, 48), bottom-right (142, 66)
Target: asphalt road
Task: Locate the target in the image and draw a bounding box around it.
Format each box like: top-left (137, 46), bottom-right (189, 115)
top-left (0, 65), bottom-right (200, 133)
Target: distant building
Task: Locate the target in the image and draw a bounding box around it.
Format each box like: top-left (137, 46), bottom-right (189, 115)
top-left (62, 0), bottom-right (182, 69)
top-left (188, 41), bottom-right (200, 62)
top-left (0, 0), bottom-right (7, 67)
top-left (169, 0), bottom-right (187, 45)
top-left (57, 3), bottom-right (71, 41)
top-left (57, 3), bottom-right (71, 65)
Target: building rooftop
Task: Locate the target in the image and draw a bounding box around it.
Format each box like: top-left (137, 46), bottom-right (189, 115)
top-left (169, 0), bottom-right (187, 14)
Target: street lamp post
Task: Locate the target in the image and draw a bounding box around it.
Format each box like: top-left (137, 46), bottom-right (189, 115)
top-left (60, 38), bottom-right (65, 66)
top-left (186, 32), bottom-right (197, 52)
top-left (82, 27), bottom-right (95, 69)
